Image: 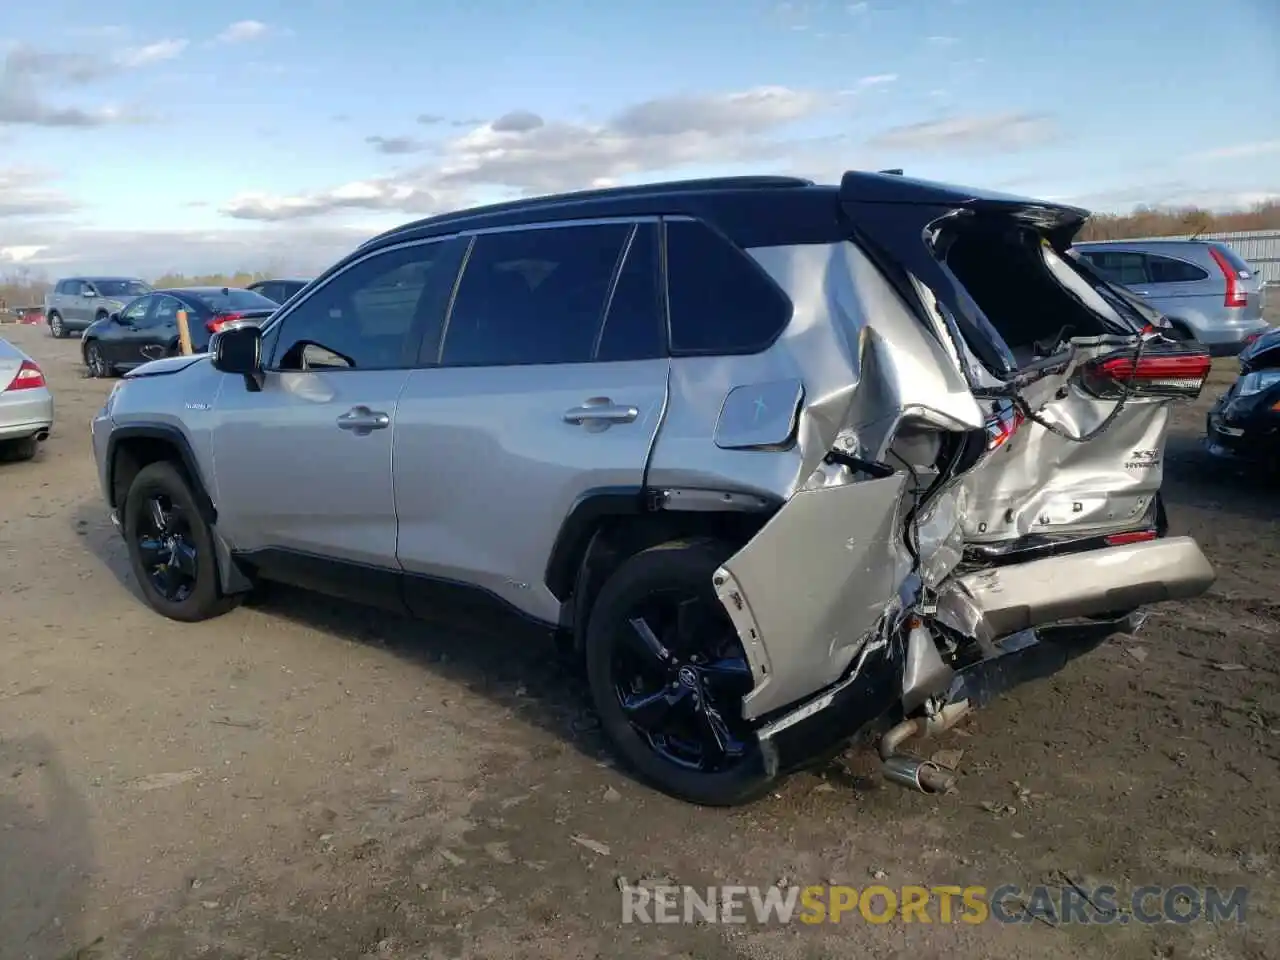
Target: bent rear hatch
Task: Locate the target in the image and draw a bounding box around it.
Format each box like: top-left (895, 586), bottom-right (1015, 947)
top-left (838, 172), bottom-right (1211, 550)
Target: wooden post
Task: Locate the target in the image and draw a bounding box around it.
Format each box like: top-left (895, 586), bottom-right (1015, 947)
top-left (176, 309), bottom-right (193, 355)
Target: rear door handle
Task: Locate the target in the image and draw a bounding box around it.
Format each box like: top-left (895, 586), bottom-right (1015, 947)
top-left (337, 405), bottom-right (391, 435)
top-left (563, 398), bottom-right (639, 426)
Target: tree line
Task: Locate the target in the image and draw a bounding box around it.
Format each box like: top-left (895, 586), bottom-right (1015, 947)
top-left (5, 200), bottom-right (1279, 309)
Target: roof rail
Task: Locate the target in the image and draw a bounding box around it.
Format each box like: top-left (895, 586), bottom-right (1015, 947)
top-left (365, 174), bottom-right (816, 246)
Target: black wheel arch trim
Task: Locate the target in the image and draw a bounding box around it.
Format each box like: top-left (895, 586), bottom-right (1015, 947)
top-left (106, 422), bottom-right (216, 525)
top-left (108, 423), bottom-right (259, 595)
top-left (544, 486), bottom-right (648, 603)
top-left (546, 484), bottom-right (786, 612)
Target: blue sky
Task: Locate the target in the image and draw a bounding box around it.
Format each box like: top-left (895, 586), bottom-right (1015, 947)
top-left (2, 0), bottom-right (1278, 276)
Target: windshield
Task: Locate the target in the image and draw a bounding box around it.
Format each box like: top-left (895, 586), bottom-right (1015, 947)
top-left (97, 280), bottom-right (153, 298)
top-left (189, 289), bottom-right (279, 312)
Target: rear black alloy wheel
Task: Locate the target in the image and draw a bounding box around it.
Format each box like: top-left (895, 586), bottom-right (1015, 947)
top-left (585, 539), bottom-right (773, 806)
top-left (123, 461), bottom-right (241, 622)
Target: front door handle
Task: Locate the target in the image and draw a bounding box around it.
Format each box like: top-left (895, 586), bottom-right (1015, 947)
top-left (563, 397), bottom-right (639, 426)
top-left (337, 405), bottom-right (391, 435)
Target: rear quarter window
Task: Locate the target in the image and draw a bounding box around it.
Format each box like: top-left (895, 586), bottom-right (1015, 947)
top-left (664, 219), bottom-right (793, 355)
top-left (1145, 254), bottom-right (1209, 283)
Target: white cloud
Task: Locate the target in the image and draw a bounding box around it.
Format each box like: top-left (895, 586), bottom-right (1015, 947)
top-left (847, 2), bottom-right (869, 12)
top-left (926, 35), bottom-right (959, 45)
top-left (857, 74), bottom-right (897, 87)
top-left (0, 219), bottom-right (369, 277)
top-left (0, 245), bottom-right (46, 264)
top-left (217, 20), bottom-right (269, 44)
top-left (0, 168), bottom-right (79, 218)
top-left (1185, 140), bottom-right (1280, 163)
top-left (115, 39), bottom-right (189, 68)
top-left (1, 43), bottom-right (149, 127)
top-left (867, 113), bottom-right (1057, 153)
top-left (366, 134), bottom-right (431, 155)
top-left (223, 85), bottom-right (838, 221)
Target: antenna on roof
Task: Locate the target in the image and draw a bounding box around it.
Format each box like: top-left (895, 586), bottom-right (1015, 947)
top-left (879, 168), bottom-right (904, 176)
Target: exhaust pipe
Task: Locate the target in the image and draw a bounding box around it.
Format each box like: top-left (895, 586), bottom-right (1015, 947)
top-left (882, 755), bottom-right (955, 793)
top-left (34, 430), bottom-right (49, 442)
top-left (878, 700), bottom-right (971, 794)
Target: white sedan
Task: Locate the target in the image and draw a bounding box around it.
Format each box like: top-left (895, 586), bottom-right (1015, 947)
top-left (0, 336), bottom-right (53, 462)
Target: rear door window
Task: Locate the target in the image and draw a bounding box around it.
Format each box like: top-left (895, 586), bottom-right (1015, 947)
top-left (440, 223), bottom-right (632, 367)
top-left (596, 223), bottom-right (665, 362)
top-left (664, 219), bottom-right (792, 355)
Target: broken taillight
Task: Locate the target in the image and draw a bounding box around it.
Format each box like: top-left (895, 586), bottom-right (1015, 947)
top-left (1079, 348), bottom-right (1212, 401)
top-left (985, 405), bottom-right (1024, 451)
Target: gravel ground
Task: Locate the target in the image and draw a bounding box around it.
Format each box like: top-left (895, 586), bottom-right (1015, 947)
top-left (1, 321), bottom-right (1276, 960)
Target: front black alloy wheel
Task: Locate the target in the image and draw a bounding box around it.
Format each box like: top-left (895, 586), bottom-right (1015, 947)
top-left (135, 493), bottom-right (198, 603)
top-left (123, 461), bottom-right (241, 622)
top-left (49, 314), bottom-right (65, 338)
top-left (585, 539), bottom-right (773, 806)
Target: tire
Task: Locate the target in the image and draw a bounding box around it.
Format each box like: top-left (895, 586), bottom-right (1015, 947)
top-left (122, 460), bottom-right (241, 622)
top-left (84, 340), bottom-right (113, 378)
top-left (584, 538), bottom-right (774, 807)
top-left (48, 313), bottom-right (66, 338)
top-left (0, 436), bottom-right (39, 462)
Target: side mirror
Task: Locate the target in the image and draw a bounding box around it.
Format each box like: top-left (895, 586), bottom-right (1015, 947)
top-left (83, 289), bottom-right (98, 298)
top-left (211, 324), bottom-right (264, 392)
top-left (108, 312), bottom-right (120, 323)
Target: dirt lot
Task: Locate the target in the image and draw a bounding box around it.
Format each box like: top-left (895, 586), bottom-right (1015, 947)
top-left (1, 321), bottom-right (1277, 960)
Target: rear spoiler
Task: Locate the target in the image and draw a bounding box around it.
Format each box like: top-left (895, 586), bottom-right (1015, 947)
top-left (838, 170), bottom-right (1090, 251)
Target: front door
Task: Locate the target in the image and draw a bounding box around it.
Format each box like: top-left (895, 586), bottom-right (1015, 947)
top-left (393, 221), bottom-right (670, 625)
top-left (209, 236), bottom-right (467, 607)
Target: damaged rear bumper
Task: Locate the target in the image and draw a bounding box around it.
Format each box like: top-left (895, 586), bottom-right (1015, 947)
top-left (933, 536), bottom-right (1214, 642)
top-left (756, 608), bottom-right (1146, 777)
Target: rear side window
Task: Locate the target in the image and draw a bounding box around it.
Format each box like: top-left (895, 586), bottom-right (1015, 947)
top-left (440, 223), bottom-right (631, 367)
top-left (1145, 254), bottom-right (1208, 284)
top-left (664, 219), bottom-right (792, 355)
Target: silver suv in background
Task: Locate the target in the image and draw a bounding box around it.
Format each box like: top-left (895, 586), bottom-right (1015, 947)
top-left (1072, 239), bottom-right (1268, 355)
top-left (45, 277), bottom-right (154, 338)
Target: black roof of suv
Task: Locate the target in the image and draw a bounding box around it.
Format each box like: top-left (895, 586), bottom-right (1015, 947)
top-left (360, 171), bottom-right (1091, 256)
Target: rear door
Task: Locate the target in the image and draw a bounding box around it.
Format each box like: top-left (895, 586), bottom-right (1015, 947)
top-left (392, 220), bottom-right (669, 625)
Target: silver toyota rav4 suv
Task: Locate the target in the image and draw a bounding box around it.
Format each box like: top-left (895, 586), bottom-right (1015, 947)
top-left (92, 173), bottom-right (1215, 806)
